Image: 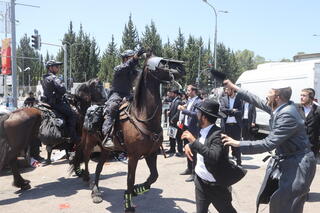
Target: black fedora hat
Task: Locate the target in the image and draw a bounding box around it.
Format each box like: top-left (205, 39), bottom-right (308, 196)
top-left (195, 98), bottom-right (226, 119)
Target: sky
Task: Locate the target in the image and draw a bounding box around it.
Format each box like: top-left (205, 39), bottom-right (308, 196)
top-left (1, 0), bottom-right (320, 61)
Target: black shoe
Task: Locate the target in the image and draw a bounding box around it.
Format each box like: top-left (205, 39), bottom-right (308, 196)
top-left (33, 155), bottom-right (45, 162)
top-left (165, 150), bottom-right (175, 154)
top-left (180, 169), bottom-right (192, 175)
top-left (185, 174), bottom-right (194, 182)
top-left (175, 152), bottom-right (184, 157)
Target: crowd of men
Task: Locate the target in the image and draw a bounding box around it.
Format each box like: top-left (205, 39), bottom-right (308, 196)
top-left (163, 81), bottom-right (320, 213)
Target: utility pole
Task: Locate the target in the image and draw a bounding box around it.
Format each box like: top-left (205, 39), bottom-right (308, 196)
top-left (63, 44), bottom-right (68, 89)
top-left (3, 2), bottom-right (9, 101)
top-left (11, 0), bottom-right (18, 107)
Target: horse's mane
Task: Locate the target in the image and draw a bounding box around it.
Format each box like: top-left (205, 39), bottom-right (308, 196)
top-left (134, 66), bottom-right (145, 109)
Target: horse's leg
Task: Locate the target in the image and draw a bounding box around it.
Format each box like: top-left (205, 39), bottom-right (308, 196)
top-left (133, 152), bottom-right (158, 196)
top-left (124, 155), bottom-right (139, 213)
top-left (10, 157), bottom-right (31, 190)
top-left (91, 149), bottom-right (108, 204)
top-left (44, 145), bottom-right (52, 165)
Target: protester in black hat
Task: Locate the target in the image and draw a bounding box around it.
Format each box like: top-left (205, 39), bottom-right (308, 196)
top-left (182, 98), bottom-right (240, 213)
top-left (42, 59), bottom-right (79, 144)
top-left (102, 47), bottom-right (145, 148)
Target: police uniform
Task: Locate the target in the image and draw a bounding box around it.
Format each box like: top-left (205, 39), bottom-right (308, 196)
top-left (42, 60), bottom-right (78, 142)
top-left (102, 50), bottom-right (141, 139)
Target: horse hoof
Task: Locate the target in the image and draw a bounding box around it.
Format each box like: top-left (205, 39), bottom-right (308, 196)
top-left (21, 184), bottom-right (31, 191)
top-left (92, 195), bottom-right (103, 203)
top-left (125, 207), bottom-right (135, 213)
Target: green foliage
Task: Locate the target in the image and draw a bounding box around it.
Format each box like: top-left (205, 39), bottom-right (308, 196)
top-left (121, 14), bottom-right (139, 51)
top-left (98, 35), bottom-right (119, 83)
top-left (16, 34), bottom-right (42, 90)
top-left (141, 20), bottom-right (162, 56)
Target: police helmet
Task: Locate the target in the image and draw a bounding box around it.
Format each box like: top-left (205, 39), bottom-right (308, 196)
top-left (120, 50), bottom-right (135, 58)
top-left (45, 60), bottom-right (63, 69)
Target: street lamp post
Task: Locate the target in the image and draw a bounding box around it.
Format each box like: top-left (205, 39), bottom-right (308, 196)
top-left (63, 41), bottom-right (83, 90)
top-left (202, 0), bottom-right (228, 70)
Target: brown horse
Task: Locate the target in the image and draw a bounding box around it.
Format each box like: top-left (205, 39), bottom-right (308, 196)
top-left (0, 78), bottom-right (107, 190)
top-left (70, 55), bottom-right (185, 212)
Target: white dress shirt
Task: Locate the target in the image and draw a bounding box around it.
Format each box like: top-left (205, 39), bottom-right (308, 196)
top-left (303, 105), bottom-right (312, 117)
top-left (226, 96), bottom-right (237, 124)
top-left (243, 102), bottom-right (249, 119)
top-left (195, 124), bottom-right (216, 182)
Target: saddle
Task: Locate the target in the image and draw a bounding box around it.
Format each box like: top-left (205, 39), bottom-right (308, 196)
top-left (37, 103), bottom-right (69, 146)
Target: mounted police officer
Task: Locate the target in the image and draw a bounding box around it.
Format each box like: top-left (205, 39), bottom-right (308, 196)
top-left (42, 60), bottom-right (79, 143)
top-left (102, 48), bottom-right (145, 147)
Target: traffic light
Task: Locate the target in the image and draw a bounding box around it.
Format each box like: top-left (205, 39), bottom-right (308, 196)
top-left (31, 29), bottom-right (41, 50)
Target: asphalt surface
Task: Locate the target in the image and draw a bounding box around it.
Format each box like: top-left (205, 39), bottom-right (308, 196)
top-left (1, 136), bottom-right (320, 213)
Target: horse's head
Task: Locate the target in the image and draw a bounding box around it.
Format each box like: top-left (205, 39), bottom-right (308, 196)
top-left (76, 78), bottom-right (107, 104)
top-left (144, 56), bottom-right (185, 83)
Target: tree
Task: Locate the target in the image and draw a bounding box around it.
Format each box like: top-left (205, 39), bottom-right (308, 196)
top-left (216, 43), bottom-right (239, 81)
top-left (98, 35), bottom-right (119, 83)
top-left (141, 20), bottom-right (162, 56)
top-left (174, 28), bottom-right (185, 61)
top-left (121, 14), bottom-right (139, 51)
top-left (16, 34), bottom-right (42, 91)
top-left (163, 38), bottom-right (175, 58)
top-left (184, 35), bottom-right (199, 85)
top-left (88, 38), bottom-right (100, 79)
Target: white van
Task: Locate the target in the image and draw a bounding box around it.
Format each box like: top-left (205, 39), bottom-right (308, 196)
top-left (236, 60), bottom-right (320, 134)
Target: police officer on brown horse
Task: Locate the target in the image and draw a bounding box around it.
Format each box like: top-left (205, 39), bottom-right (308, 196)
top-left (42, 60), bottom-right (79, 143)
top-left (102, 48), bottom-right (145, 147)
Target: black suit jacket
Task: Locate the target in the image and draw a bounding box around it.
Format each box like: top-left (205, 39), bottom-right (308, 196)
top-left (242, 102), bottom-right (256, 125)
top-left (296, 103), bottom-right (320, 150)
top-left (220, 94), bottom-right (243, 129)
top-left (189, 125), bottom-right (246, 186)
top-left (168, 96), bottom-right (183, 127)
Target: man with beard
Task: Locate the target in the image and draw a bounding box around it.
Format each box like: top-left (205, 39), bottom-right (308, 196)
top-left (221, 80), bottom-right (316, 213)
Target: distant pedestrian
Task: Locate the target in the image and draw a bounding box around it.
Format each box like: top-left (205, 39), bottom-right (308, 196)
top-left (177, 85), bottom-right (202, 182)
top-left (241, 101), bottom-right (256, 140)
top-left (220, 87), bottom-right (243, 166)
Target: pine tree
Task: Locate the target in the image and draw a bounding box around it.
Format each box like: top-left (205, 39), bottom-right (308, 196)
top-left (174, 28), bottom-right (185, 61)
top-left (141, 20), bottom-right (162, 56)
top-left (163, 38), bottom-right (175, 58)
top-left (121, 14), bottom-right (139, 51)
top-left (98, 35), bottom-right (119, 83)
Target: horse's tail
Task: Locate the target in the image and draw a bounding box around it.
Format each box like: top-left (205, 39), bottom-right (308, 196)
top-left (0, 114), bottom-right (10, 172)
top-left (69, 143), bottom-right (84, 176)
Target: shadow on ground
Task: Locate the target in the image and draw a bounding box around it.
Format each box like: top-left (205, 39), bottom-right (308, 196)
top-left (307, 192), bottom-right (320, 202)
top-left (0, 171), bottom-right (126, 205)
top-left (104, 187), bottom-right (195, 213)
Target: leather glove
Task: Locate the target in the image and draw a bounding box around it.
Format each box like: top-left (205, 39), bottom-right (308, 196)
top-left (137, 47), bottom-right (145, 57)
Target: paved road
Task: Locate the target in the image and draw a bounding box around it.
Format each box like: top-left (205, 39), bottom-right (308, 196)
top-left (1, 140), bottom-right (320, 213)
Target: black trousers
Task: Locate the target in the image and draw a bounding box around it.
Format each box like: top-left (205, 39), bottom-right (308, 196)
top-left (194, 175), bottom-right (237, 213)
top-left (225, 123), bottom-right (241, 165)
top-left (183, 125), bottom-right (196, 173)
top-left (169, 128), bottom-right (183, 153)
top-left (241, 119), bottom-right (252, 140)
top-left (53, 101), bottom-right (78, 140)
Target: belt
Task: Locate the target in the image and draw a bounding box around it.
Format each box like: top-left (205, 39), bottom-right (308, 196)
top-left (196, 174), bottom-right (216, 186)
top-left (226, 123), bottom-right (237, 126)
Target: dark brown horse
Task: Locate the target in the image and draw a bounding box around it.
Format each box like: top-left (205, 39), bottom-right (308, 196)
top-left (0, 78), bottom-right (107, 190)
top-left (71, 55), bottom-right (185, 212)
